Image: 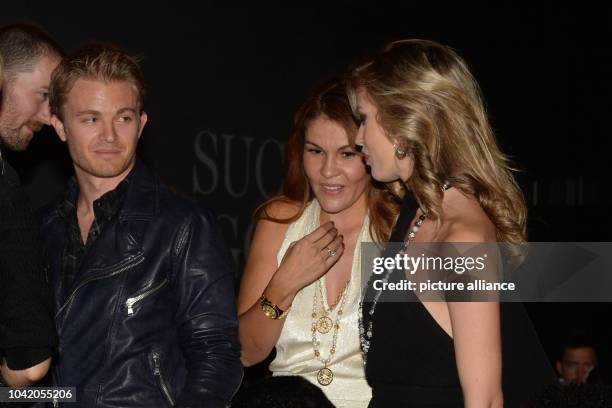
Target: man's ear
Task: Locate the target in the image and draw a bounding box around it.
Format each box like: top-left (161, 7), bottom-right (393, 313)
top-left (50, 115), bottom-right (67, 142)
top-left (556, 361), bottom-right (562, 375)
top-left (137, 111), bottom-right (148, 139)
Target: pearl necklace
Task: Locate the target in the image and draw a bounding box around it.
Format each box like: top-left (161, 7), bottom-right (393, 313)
top-left (358, 183), bottom-right (450, 364)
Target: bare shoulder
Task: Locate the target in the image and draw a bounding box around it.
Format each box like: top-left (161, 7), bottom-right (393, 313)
top-left (443, 219), bottom-right (496, 243)
top-left (254, 199), bottom-right (302, 238)
top-left (440, 188), bottom-right (497, 243)
top-left (250, 198), bottom-right (305, 255)
top-left (261, 198), bottom-right (302, 221)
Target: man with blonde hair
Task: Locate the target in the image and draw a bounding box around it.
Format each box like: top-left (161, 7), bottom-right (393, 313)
top-left (42, 43), bottom-right (242, 407)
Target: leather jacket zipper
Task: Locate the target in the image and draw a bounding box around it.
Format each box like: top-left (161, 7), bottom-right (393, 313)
top-left (57, 254), bottom-right (145, 318)
top-left (152, 350), bottom-right (175, 406)
top-left (126, 278), bottom-right (168, 316)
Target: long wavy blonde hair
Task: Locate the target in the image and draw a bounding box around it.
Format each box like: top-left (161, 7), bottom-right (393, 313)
top-left (347, 39), bottom-right (527, 243)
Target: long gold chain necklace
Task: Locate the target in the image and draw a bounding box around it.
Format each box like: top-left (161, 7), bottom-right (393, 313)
top-left (313, 278), bottom-right (348, 334)
top-left (311, 278), bottom-right (350, 386)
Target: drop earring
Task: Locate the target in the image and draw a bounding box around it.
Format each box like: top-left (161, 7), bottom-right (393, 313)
top-left (393, 143), bottom-right (407, 159)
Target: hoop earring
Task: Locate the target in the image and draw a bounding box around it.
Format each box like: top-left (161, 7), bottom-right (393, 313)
top-left (393, 143), bottom-right (407, 159)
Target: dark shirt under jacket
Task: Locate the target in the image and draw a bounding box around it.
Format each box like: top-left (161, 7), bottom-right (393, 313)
top-left (58, 173), bottom-right (131, 302)
top-left (0, 155), bottom-right (57, 374)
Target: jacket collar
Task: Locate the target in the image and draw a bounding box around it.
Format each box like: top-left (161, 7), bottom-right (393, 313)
top-left (48, 157), bottom-right (159, 224)
top-left (119, 158), bottom-right (158, 221)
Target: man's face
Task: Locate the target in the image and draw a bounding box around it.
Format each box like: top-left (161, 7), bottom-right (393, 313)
top-left (0, 54), bottom-right (60, 150)
top-left (50, 78), bottom-right (147, 182)
top-left (556, 346), bottom-right (597, 384)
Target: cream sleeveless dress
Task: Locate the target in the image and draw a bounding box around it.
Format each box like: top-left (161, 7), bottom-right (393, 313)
top-left (270, 200), bottom-right (372, 407)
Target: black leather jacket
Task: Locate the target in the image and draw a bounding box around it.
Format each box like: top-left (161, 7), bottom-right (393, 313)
top-left (40, 162), bottom-right (242, 407)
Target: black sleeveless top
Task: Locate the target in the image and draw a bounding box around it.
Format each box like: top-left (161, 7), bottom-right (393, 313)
top-left (362, 192), bottom-right (556, 407)
top-left (362, 192), bottom-right (463, 407)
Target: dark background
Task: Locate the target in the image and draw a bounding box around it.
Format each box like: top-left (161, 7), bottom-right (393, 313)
top-left (3, 2), bottom-right (610, 382)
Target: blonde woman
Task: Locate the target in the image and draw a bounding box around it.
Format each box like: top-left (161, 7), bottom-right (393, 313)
top-left (347, 39), bottom-right (529, 407)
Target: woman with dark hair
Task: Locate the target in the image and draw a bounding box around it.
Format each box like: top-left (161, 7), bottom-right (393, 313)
top-left (346, 39), bottom-right (530, 407)
top-left (238, 79), bottom-right (397, 408)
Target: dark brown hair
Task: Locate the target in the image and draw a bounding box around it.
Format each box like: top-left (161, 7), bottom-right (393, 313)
top-left (256, 79), bottom-right (399, 242)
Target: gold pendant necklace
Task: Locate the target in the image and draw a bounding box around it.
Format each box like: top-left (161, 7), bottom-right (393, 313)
top-left (315, 316), bottom-right (333, 334)
top-left (317, 364), bottom-right (334, 386)
top-left (311, 278), bottom-right (350, 386)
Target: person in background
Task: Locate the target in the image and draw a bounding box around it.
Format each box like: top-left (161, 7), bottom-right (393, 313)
top-left (556, 333), bottom-right (598, 384)
top-left (0, 22), bottom-right (62, 388)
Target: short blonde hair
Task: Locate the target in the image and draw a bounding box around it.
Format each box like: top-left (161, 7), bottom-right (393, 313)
top-left (49, 43), bottom-right (145, 120)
